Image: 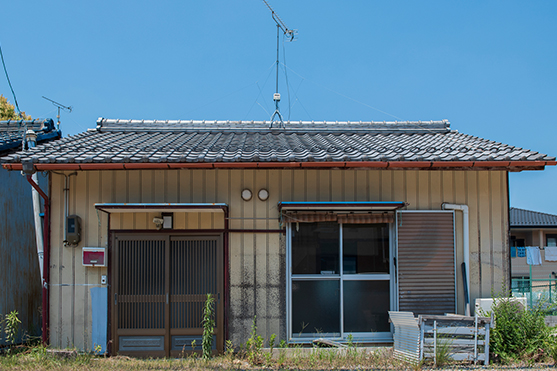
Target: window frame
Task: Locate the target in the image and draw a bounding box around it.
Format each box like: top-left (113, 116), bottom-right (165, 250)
top-left (286, 220), bottom-right (396, 343)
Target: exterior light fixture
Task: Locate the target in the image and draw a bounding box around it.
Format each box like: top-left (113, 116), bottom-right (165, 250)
top-left (258, 189), bottom-right (269, 201)
top-left (241, 189), bottom-right (252, 201)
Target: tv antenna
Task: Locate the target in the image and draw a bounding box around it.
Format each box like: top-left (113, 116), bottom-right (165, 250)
top-left (42, 96), bottom-right (72, 131)
top-left (262, 0), bottom-right (297, 128)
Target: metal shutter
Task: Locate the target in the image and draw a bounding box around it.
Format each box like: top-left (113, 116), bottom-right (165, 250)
top-left (397, 211), bottom-right (455, 315)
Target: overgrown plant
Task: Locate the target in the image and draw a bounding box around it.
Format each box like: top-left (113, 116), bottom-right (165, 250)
top-left (489, 295), bottom-right (557, 363)
top-left (2, 310), bottom-right (21, 346)
top-left (244, 316), bottom-right (264, 364)
top-left (201, 293), bottom-right (215, 360)
top-left (434, 336), bottom-right (453, 367)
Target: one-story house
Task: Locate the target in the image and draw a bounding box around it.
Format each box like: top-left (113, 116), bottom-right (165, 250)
top-left (0, 119), bottom-right (61, 345)
top-left (1, 118), bottom-right (554, 356)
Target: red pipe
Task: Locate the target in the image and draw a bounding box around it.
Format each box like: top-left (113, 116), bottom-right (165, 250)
top-left (4, 160), bottom-right (557, 171)
top-left (27, 175), bottom-right (50, 346)
top-left (223, 206), bottom-right (230, 344)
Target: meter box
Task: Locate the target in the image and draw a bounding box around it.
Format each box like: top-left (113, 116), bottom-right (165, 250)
top-left (66, 215), bottom-right (82, 245)
top-left (82, 247), bottom-right (106, 267)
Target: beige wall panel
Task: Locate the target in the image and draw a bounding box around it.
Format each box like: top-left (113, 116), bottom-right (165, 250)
top-left (152, 170), bottom-right (166, 203)
top-left (453, 171), bottom-right (466, 205)
top-left (178, 169), bottom-right (190, 202)
top-left (185, 212), bottom-right (200, 229)
top-left (141, 170), bottom-right (152, 203)
top-left (279, 170), bottom-right (291, 202)
top-left (205, 170), bottom-right (216, 203)
top-left (355, 170), bottom-right (367, 201)
top-left (127, 170), bottom-right (140, 202)
top-left (343, 170), bottom-right (355, 201)
top-left (430, 171), bottom-right (442, 209)
top-left (490, 172), bottom-right (506, 289)
top-left (368, 170), bottom-right (381, 201)
top-left (166, 170), bottom-right (178, 202)
top-left (267, 170), bottom-right (280, 230)
top-left (112, 171), bottom-right (126, 202)
top-left (229, 170), bottom-right (244, 229)
top-left (306, 170), bottom-right (318, 202)
top-left (465, 171), bottom-right (480, 300)
top-left (243, 170), bottom-right (256, 229)
top-left (416, 171), bottom-right (429, 209)
top-left (199, 212), bottom-right (213, 229)
top-left (254, 233), bottom-right (268, 337)
top-left (173, 213), bottom-right (187, 230)
top-left (254, 170), bottom-right (269, 230)
top-left (120, 213), bottom-right (134, 230)
top-left (392, 171), bottom-right (405, 206)
top-left (405, 171), bottom-right (418, 209)
top-left (330, 170), bottom-right (343, 201)
top-left (477, 172), bottom-right (493, 298)
top-left (441, 171), bottom-right (454, 204)
top-left (380, 170), bottom-right (392, 201)
top-left (318, 170), bottom-right (330, 201)
top-left (292, 169), bottom-right (306, 201)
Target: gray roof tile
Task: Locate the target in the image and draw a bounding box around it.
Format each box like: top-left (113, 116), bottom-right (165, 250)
top-left (510, 208), bottom-right (557, 227)
top-left (0, 118), bottom-right (554, 166)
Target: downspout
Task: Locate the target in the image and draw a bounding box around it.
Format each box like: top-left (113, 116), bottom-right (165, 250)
top-left (442, 203), bottom-right (470, 316)
top-left (24, 131), bottom-right (50, 344)
top-left (25, 130), bottom-right (44, 282)
top-left (26, 171), bottom-right (50, 345)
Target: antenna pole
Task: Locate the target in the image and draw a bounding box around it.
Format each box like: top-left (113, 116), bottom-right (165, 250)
top-left (263, 0), bottom-right (296, 128)
top-left (42, 96), bottom-right (72, 131)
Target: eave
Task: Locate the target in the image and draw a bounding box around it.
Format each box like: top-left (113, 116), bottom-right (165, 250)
top-left (2, 160), bottom-right (556, 171)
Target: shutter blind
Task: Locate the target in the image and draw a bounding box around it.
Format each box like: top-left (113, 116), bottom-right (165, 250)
top-left (397, 211), bottom-right (455, 315)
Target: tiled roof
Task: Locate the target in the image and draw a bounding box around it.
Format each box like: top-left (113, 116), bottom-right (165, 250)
top-left (510, 208), bottom-right (557, 227)
top-left (0, 119), bottom-right (61, 156)
top-left (0, 118), bottom-right (554, 168)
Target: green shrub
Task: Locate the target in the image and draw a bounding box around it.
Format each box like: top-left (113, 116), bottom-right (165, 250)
top-left (201, 293), bottom-right (215, 360)
top-left (489, 298), bottom-right (556, 363)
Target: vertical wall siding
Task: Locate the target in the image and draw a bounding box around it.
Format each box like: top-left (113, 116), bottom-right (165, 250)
top-left (49, 169), bottom-right (508, 350)
top-left (0, 169), bottom-right (42, 345)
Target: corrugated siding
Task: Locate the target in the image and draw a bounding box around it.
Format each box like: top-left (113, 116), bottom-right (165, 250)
top-left (48, 169), bottom-right (508, 350)
top-left (398, 212), bottom-right (455, 315)
top-left (0, 169), bottom-right (42, 345)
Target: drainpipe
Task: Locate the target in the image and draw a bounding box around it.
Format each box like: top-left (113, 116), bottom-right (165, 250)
top-left (26, 130), bottom-right (44, 280)
top-left (442, 203), bottom-right (470, 316)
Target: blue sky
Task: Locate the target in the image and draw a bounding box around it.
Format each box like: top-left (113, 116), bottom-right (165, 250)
top-left (1, 1), bottom-right (556, 213)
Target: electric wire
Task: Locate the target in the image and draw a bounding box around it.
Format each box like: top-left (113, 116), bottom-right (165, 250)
top-left (0, 43), bottom-right (23, 118)
top-left (244, 62), bottom-right (276, 120)
top-left (282, 63), bottom-right (403, 121)
top-left (279, 63), bottom-right (472, 151)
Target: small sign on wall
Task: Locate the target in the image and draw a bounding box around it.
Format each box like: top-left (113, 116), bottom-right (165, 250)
top-left (83, 247), bottom-right (107, 267)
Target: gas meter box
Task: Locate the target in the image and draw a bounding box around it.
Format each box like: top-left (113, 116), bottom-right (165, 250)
top-left (66, 215), bottom-right (81, 245)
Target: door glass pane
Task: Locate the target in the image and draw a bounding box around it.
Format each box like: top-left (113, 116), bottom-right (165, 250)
top-left (343, 224), bottom-right (389, 274)
top-left (343, 280), bottom-right (390, 333)
top-left (292, 280), bottom-right (340, 336)
top-left (292, 222), bottom-right (339, 274)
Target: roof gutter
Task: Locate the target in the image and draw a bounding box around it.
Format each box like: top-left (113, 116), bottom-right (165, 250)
top-left (3, 160), bottom-right (556, 171)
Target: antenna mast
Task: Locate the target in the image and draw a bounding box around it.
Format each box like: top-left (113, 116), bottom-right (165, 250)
top-left (42, 96), bottom-right (72, 131)
top-left (262, 0), bottom-right (297, 128)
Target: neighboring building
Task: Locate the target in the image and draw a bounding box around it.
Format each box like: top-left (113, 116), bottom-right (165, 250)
top-left (510, 207), bottom-right (557, 286)
top-left (0, 119), bottom-right (61, 345)
top-left (1, 118), bottom-right (555, 356)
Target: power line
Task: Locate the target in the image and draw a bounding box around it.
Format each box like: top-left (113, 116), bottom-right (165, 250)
top-left (0, 43), bottom-right (24, 118)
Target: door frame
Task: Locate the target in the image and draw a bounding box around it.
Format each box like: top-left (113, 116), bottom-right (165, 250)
top-left (109, 232), bottom-right (224, 357)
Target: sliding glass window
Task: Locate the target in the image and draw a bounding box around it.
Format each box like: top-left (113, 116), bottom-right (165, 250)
top-left (288, 221), bottom-right (393, 342)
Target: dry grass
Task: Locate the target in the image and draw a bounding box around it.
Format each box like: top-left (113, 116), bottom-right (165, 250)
top-left (1, 345), bottom-right (556, 370)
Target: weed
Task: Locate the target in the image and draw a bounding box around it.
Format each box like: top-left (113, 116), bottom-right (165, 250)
top-left (2, 310), bottom-right (21, 348)
top-left (489, 294), bottom-right (556, 363)
top-left (244, 316), bottom-right (264, 365)
top-left (201, 293), bottom-right (215, 360)
top-left (279, 339), bottom-right (287, 348)
top-left (434, 336), bottom-right (453, 367)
